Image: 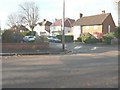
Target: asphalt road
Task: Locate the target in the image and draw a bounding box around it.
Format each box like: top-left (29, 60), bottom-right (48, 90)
top-left (50, 42), bottom-right (118, 54)
top-left (2, 49), bottom-right (118, 88)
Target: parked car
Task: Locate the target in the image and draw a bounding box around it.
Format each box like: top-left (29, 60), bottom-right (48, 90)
top-left (23, 36), bottom-right (36, 42)
top-left (47, 36), bottom-right (61, 43)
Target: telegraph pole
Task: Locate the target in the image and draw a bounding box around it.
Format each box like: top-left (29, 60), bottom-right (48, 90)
top-left (62, 0), bottom-right (65, 50)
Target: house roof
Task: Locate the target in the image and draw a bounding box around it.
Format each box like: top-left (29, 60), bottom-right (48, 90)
top-left (73, 13), bottom-right (110, 26)
top-left (51, 18), bottom-right (75, 27)
top-left (38, 20), bottom-right (52, 26)
top-left (10, 25), bottom-right (29, 31)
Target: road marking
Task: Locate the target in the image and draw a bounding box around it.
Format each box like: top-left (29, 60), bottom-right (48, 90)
top-left (90, 47), bottom-right (99, 50)
top-left (74, 46), bottom-right (82, 49)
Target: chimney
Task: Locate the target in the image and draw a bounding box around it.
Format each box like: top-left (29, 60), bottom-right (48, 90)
top-left (102, 10), bottom-right (105, 14)
top-left (80, 13), bottom-right (83, 18)
top-left (43, 19), bottom-right (46, 21)
top-left (55, 18), bottom-right (58, 21)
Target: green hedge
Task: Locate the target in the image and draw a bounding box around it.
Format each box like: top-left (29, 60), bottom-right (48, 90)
top-left (56, 35), bottom-right (74, 42)
top-left (79, 33), bottom-right (99, 44)
top-left (114, 26), bottom-right (120, 39)
top-left (2, 30), bottom-right (23, 43)
top-left (102, 32), bottom-right (115, 44)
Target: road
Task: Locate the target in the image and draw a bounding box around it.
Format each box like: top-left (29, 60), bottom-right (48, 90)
top-left (50, 42), bottom-right (118, 54)
top-left (2, 48), bottom-right (118, 88)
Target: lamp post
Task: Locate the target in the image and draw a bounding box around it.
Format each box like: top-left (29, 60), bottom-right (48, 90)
top-left (62, 0), bottom-right (65, 50)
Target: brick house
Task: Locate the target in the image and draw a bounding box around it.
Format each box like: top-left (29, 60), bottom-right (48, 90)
top-left (73, 11), bottom-right (116, 40)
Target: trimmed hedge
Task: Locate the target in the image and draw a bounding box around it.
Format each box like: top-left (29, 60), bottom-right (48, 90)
top-left (56, 35), bottom-right (74, 42)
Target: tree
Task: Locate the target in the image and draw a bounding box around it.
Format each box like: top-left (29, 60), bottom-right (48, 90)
top-left (7, 13), bottom-right (23, 28)
top-left (19, 1), bottom-right (39, 33)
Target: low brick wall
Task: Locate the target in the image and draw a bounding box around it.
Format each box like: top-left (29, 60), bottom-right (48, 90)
top-left (2, 43), bottom-right (49, 51)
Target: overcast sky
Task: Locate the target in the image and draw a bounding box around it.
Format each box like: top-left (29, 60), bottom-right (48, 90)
top-left (0, 0), bottom-right (118, 29)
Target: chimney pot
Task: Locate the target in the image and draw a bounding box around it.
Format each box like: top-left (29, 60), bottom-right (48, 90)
top-left (102, 10), bottom-right (105, 14)
top-left (80, 13), bottom-right (83, 18)
top-left (43, 19), bottom-right (46, 21)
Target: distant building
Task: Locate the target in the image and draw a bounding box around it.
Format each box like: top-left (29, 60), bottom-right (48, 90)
top-left (50, 18), bottom-right (75, 36)
top-left (33, 19), bottom-right (52, 36)
top-left (10, 25), bottom-right (29, 32)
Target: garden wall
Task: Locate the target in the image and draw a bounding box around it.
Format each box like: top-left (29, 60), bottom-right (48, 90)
top-left (2, 43), bottom-right (49, 51)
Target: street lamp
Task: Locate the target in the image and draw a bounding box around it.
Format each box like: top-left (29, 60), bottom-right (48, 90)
top-left (62, 0), bottom-right (65, 50)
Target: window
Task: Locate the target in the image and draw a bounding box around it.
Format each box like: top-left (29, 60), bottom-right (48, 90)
top-left (86, 26), bottom-right (89, 30)
top-left (94, 26), bottom-right (98, 30)
top-left (108, 25), bottom-right (110, 33)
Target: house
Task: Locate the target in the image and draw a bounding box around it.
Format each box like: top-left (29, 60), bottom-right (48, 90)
top-left (33, 19), bottom-right (52, 36)
top-left (50, 18), bottom-right (75, 36)
top-left (73, 11), bottom-right (116, 40)
top-left (10, 25), bottom-right (29, 32)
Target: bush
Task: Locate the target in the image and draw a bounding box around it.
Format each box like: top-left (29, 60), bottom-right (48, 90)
top-left (25, 31), bottom-right (36, 36)
top-left (114, 26), bottom-right (120, 39)
top-left (2, 30), bottom-right (23, 43)
top-left (76, 37), bottom-right (82, 42)
top-left (80, 33), bottom-right (99, 44)
top-left (102, 32), bottom-right (115, 44)
top-left (38, 36), bottom-right (48, 42)
top-left (56, 35), bottom-right (74, 42)
top-left (20, 31), bottom-right (30, 36)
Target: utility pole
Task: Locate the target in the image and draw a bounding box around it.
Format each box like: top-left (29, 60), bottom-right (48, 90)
top-left (62, 0), bottom-right (65, 50)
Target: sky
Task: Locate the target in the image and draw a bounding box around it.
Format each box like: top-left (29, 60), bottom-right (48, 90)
top-left (0, 0), bottom-right (118, 30)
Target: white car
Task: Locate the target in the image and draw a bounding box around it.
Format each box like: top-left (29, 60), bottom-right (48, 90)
top-left (47, 36), bottom-right (61, 43)
top-left (23, 36), bottom-right (36, 42)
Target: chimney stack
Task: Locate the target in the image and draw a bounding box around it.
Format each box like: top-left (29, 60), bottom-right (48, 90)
top-left (102, 10), bottom-right (105, 14)
top-left (80, 13), bottom-right (83, 18)
top-left (43, 19), bottom-right (46, 21)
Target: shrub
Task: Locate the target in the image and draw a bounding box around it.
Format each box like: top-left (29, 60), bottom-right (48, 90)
top-left (80, 33), bottom-right (99, 44)
top-left (76, 37), bottom-right (82, 42)
top-left (114, 26), bottom-right (120, 39)
top-left (20, 31), bottom-right (30, 36)
top-left (26, 31), bottom-right (36, 36)
top-left (102, 32), bottom-right (115, 44)
top-left (38, 36), bottom-right (48, 42)
top-left (2, 30), bottom-right (23, 43)
top-left (56, 35), bottom-right (74, 42)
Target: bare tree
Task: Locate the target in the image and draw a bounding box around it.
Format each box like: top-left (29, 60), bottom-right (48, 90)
top-left (19, 1), bottom-right (39, 32)
top-left (7, 13), bottom-right (23, 28)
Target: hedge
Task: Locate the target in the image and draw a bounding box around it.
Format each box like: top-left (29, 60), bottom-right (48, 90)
top-left (56, 35), bottom-right (74, 42)
top-left (102, 32), bottom-right (115, 44)
top-left (79, 33), bottom-right (99, 44)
